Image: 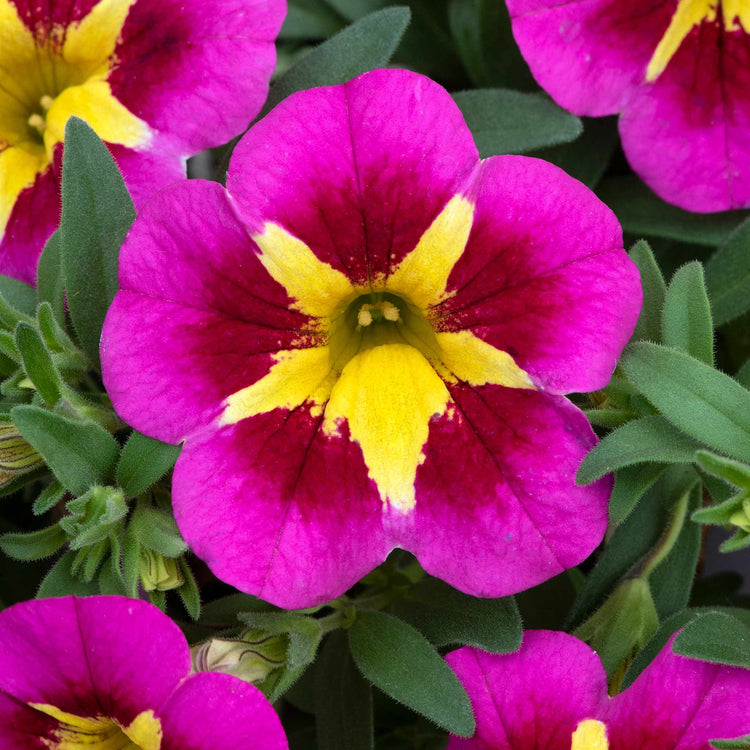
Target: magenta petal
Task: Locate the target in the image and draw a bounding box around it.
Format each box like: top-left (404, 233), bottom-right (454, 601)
top-left (160, 672), bottom-right (288, 750)
top-left (506, 0), bottom-right (671, 116)
top-left (437, 156), bottom-right (640, 394)
top-left (0, 165), bottom-right (60, 286)
top-left (608, 635), bottom-right (750, 750)
top-left (445, 632), bottom-right (608, 750)
top-left (109, 0), bottom-right (285, 155)
top-left (9, 0), bottom-right (98, 36)
top-left (172, 414), bottom-right (390, 609)
top-left (398, 386), bottom-right (609, 597)
top-left (619, 26), bottom-right (750, 212)
top-left (228, 68), bottom-right (478, 283)
top-left (0, 597), bottom-right (188, 725)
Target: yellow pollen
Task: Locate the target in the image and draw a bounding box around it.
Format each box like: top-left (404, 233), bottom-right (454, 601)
top-left (571, 719), bottom-right (609, 750)
top-left (358, 307), bottom-right (374, 327)
top-left (646, 0), bottom-right (750, 82)
top-left (27, 113), bottom-right (46, 133)
top-left (40, 95), bottom-right (54, 111)
top-left (357, 300), bottom-right (401, 327)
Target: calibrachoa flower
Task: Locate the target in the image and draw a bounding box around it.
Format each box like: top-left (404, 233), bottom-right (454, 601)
top-left (101, 69), bottom-right (641, 609)
top-left (0, 595), bottom-right (289, 749)
top-left (0, 0), bottom-right (285, 284)
top-left (446, 630), bottom-right (750, 750)
top-left (505, 0), bottom-right (750, 212)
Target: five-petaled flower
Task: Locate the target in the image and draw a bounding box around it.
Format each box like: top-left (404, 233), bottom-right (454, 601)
top-left (0, 0), bottom-right (285, 284)
top-left (446, 629), bottom-right (750, 750)
top-left (101, 69), bottom-right (642, 609)
top-left (505, 0), bottom-right (750, 212)
top-left (0, 595), bottom-right (289, 749)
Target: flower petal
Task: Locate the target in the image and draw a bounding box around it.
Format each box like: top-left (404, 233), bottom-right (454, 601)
top-left (506, 0), bottom-right (673, 116)
top-left (445, 632), bottom-right (608, 750)
top-left (620, 25), bottom-right (750, 212)
top-left (228, 68), bottom-right (478, 285)
top-left (395, 385), bottom-right (609, 597)
top-left (0, 596), bottom-right (188, 726)
top-left (434, 155), bottom-right (640, 394)
top-left (0, 162), bottom-right (59, 285)
top-left (108, 0), bottom-right (285, 154)
top-left (172, 410), bottom-right (390, 609)
top-left (160, 672), bottom-right (288, 750)
top-left (608, 635), bottom-right (750, 750)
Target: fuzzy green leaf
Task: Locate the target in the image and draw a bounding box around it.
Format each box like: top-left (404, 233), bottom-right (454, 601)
top-left (0, 524), bottom-right (66, 561)
top-left (116, 431), bottom-right (181, 499)
top-left (11, 405), bottom-right (120, 496)
top-left (262, 7), bottom-right (410, 116)
top-left (577, 415), bottom-right (703, 484)
top-left (36, 230), bottom-right (65, 325)
top-left (452, 89), bottom-right (581, 157)
top-left (59, 118), bottom-right (135, 369)
top-left (15, 322), bottom-right (64, 407)
top-left (673, 611), bottom-right (750, 669)
top-left (705, 216), bottom-right (750, 326)
top-left (349, 611), bottom-right (475, 737)
top-left (621, 343), bottom-right (750, 462)
top-left (628, 240), bottom-right (667, 343)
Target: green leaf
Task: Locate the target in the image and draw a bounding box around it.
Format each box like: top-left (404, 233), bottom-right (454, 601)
top-left (705, 216), bottom-right (750, 326)
top-left (647, 481), bottom-right (702, 620)
top-left (177, 557), bottom-right (201, 620)
top-left (452, 89), bottom-right (581, 157)
top-left (598, 176), bottom-right (749, 246)
top-left (15, 322), bottom-right (64, 407)
top-left (348, 610), bottom-right (475, 737)
top-left (37, 549), bottom-right (100, 598)
top-left (32, 480), bottom-right (66, 516)
top-left (262, 7), bottom-right (411, 116)
top-left (11, 405), bottom-right (120, 496)
top-left (59, 118), bottom-right (135, 369)
top-left (577, 415), bottom-right (703, 484)
top-left (116, 431), bottom-right (181, 499)
top-left (128, 502), bottom-right (187, 558)
top-left (392, 577), bottom-right (522, 652)
top-left (323, 0), bottom-right (389, 22)
top-left (61, 487), bottom-right (128, 549)
top-left (673, 611), bottom-right (750, 669)
top-left (36, 230), bottom-right (65, 325)
top-left (629, 240), bottom-right (667, 343)
top-left (711, 735), bottom-right (750, 749)
top-left (737, 359), bottom-right (750, 389)
top-left (0, 524), bottom-right (67, 560)
top-left (621, 342), bottom-right (750, 462)
top-left (662, 262), bottom-right (714, 365)
top-left (0, 276), bottom-right (37, 316)
top-left (315, 631), bottom-right (374, 750)
top-left (37, 302), bottom-right (77, 355)
top-left (695, 450), bottom-right (750, 490)
top-left (609, 463), bottom-right (666, 525)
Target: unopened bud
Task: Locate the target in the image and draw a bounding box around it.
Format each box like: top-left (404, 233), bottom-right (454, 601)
top-left (0, 422), bottom-right (44, 487)
top-left (138, 548), bottom-right (184, 592)
top-left (729, 497), bottom-right (750, 533)
top-left (190, 629), bottom-right (288, 685)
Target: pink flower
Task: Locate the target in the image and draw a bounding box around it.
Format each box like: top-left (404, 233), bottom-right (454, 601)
top-left (447, 629), bottom-right (750, 750)
top-left (101, 69), bottom-right (641, 609)
top-left (506, 0), bottom-right (750, 212)
top-left (0, 0), bottom-right (286, 284)
top-left (0, 595), bottom-right (288, 749)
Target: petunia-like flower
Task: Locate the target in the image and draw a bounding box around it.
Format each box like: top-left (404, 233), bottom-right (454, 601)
top-left (101, 69), bottom-right (642, 609)
top-left (0, 0), bottom-right (285, 284)
top-left (505, 0), bottom-right (750, 213)
top-left (446, 629), bottom-right (750, 750)
top-left (0, 595), bottom-right (289, 750)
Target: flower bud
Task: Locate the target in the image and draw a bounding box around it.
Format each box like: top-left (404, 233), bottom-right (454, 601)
top-left (138, 548), bottom-right (184, 592)
top-left (729, 497), bottom-right (750, 533)
top-left (0, 422), bottom-right (44, 487)
top-left (190, 629), bottom-right (289, 686)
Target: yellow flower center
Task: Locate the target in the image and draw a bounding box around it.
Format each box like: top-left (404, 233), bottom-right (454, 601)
top-left (571, 719), bottom-right (609, 750)
top-left (646, 0), bottom-right (750, 82)
top-left (0, 0), bottom-right (150, 236)
top-left (220, 195), bottom-right (535, 513)
top-left (30, 703), bottom-right (162, 749)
